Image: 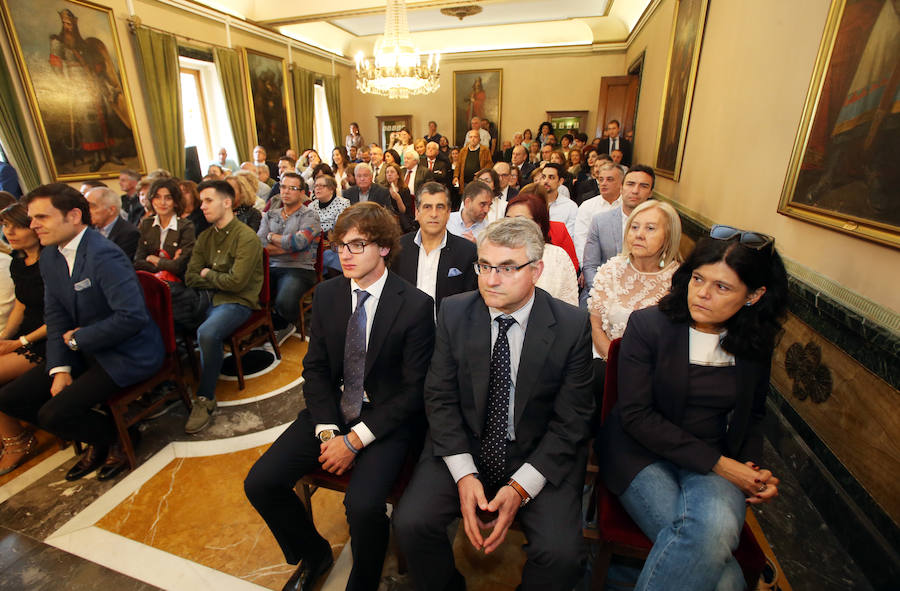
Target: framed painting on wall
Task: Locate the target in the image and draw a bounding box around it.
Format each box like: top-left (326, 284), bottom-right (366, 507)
top-left (653, 0), bottom-right (710, 181)
top-left (778, 0), bottom-right (899, 249)
top-left (376, 115), bottom-right (412, 150)
top-left (453, 69), bottom-right (502, 147)
top-left (0, 0), bottom-right (145, 180)
top-left (242, 48), bottom-right (294, 159)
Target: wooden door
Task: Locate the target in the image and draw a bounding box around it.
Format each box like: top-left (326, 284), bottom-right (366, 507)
top-left (595, 75), bottom-right (639, 138)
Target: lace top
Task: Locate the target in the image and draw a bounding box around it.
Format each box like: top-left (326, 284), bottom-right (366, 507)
top-left (588, 254), bottom-right (678, 339)
top-left (537, 243), bottom-right (578, 306)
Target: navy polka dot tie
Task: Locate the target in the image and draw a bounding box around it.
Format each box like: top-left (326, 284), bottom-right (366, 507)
top-left (341, 290), bottom-right (369, 423)
top-left (480, 315), bottom-right (516, 491)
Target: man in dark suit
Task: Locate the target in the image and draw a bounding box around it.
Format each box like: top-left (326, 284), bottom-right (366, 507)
top-left (402, 147), bottom-right (435, 196)
top-left (245, 202), bottom-right (435, 591)
top-left (604, 120), bottom-right (633, 167)
top-left (390, 182), bottom-right (477, 313)
top-left (0, 184), bottom-right (164, 481)
top-left (394, 217), bottom-right (594, 591)
top-left (493, 161), bottom-right (519, 203)
top-left (421, 141), bottom-right (451, 189)
top-left (343, 163), bottom-right (391, 207)
top-left (511, 145), bottom-right (536, 186)
top-left (85, 186), bottom-right (140, 259)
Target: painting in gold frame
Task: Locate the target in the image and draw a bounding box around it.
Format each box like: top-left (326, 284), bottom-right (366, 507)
top-left (453, 69), bottom-right (502, 147)
top-left (242, 48), bottom-right (295, 159)
top-left (653, 0), bottom-right (710, 181)
top-left (0, 0), bottom-right (145, 180)
top-left (778, 0), bottom-right (899, 249)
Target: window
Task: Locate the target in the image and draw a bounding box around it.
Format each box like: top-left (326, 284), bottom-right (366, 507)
top-left (178, 56), bottom-right (237, 169)
top-left (180, 68), bottom-right (212, 163)
top-left (313, 82), bottom-right (335, 159)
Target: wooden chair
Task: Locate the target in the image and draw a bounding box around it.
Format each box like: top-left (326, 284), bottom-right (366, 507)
top-left (297, 235), bottom-right (325, 340)
top-left (586, 338), bottom-right (767, 589)
top-left (106, 272), bottom-right (193, 469)
top-left (226, 249), bottom-right (280, 389)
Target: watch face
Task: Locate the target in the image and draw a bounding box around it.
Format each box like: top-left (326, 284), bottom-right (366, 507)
top-left (320, 431), bottom-right (334, 441)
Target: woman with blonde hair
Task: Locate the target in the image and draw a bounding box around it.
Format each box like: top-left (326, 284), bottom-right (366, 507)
top-left (226, 173), bottom-right (262, 232)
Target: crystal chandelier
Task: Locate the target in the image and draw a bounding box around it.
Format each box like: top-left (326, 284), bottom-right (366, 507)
top-left (354, 0), bottom-right (440, 99)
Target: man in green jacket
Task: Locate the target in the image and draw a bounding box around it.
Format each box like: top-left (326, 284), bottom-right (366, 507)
top-left (185, 180), bottom-right (263, 434)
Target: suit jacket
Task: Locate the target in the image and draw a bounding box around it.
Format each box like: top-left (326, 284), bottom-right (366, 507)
top-left (373, 163), bottom-right (388, 186)
top-left (582, 207), bottom-right (623, 295)
top-left (604, 137), bottom-right (633, 167)
top-left (302, 271), bottom-right (435, 437)
top-left (598, 306), bottom-right (771, 495)
top-left (41, 228), bottom-right (164, 387)
top-left (106, 217), bottom-right (140, 260)
top-left (389, 231), bottom-right (477, 312)
top-left (344, 183), bottom-right (391, 208)
top-left (424, 288), bottom-right (594, 488)
top-left (421, 157), bottom-right (452, 189)
top-left (405, 165), bottom-right (435, 195)
top-left (575, 178), bottom-right (600, 204)
top-left (455, 146), bottom-right (493, 191)
top-left (517, 161), bottom-right (538, 185)
top-left (134, 216), bottom-right (197, 279)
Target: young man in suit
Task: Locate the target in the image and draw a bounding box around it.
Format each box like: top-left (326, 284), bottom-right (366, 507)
top-left (0, 184), bottom-right (164, 481)
top-left (390, 182), bottom-right (477, 314)
top-left (604, 120), bottom-right (633, 167)
top-left (245, 202), bottom-right (435, 591)
top-left (85, 186), bottom-right (140, 260)
top-left (394, 217), bottom-right (594, 591)
top-left (343, 163), bottom-right (390, 207)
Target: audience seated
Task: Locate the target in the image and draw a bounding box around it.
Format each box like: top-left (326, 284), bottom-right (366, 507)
top-left (179, 179), bottom-right (210, 235)
top-left (382, 163), bottom-right (416, 233)
top-left (184, 180), bottom-right (263, 434)
top-left (540, 163), bottom-right (578, 240)
top-left (343, 163), bottom-right (390, 208)
top-left (0, 193), bottom-right (16, 329)
top-left (447, 181), bottom-right (493, 243)
top-left (331, 146), bottom-right (351, 192)
top-left (252, 145), bottom-right (278, 181)
top-left (118, 169), bottom-right (146, 225)
top-left (476, 167), bottom-right (506, 224)
top-left (0, 184), bottom-right (164, 481)
top-left (258, 173), bottom-right (321, 335)
top-left (134, 178), bottom-right (196, 283)
top-left (226, 172), bottom-right (263, 232)
top-left (492, 161), bottom-right (518, 204)
top-left (211, 147), bottom-right (239, 174)
top-left (574, 161), bottom-right (624, 264)
top-left (85, 186), bottom-right (140, 260)
top-left (309, 175), bottom-right (350, 276)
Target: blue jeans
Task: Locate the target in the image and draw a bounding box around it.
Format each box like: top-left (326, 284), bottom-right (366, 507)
top-left (619, 461), bottom-right (747, 591)
top-left (196, 303), bottom-right (253, 400)
top-left (269, 267), bottom-right (317, 324)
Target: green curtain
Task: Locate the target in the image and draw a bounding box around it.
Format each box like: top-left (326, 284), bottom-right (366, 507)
top-left (0, 54), bottom-right (41, 190)
top-left (322, 74), bottom-right (342, 148)
top-left (291, 67), bottom-right (315, 151)
top-left (134, 27), bottom-right (184, 178)
top-left (214, 47), bottom-right (251, 163)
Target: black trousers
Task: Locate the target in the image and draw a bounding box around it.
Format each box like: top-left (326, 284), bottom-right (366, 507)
top-left (244, 409), bottom-right (411, 591)
top-left (0, 360), bottom-right (119, 445)
top-left (393, 452), bottom-right (585, 591)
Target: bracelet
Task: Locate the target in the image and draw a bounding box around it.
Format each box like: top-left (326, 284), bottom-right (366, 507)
top-left (19, 336), bottom-right (30, 347)
top-left (342, 434), bottom-right (359, 455)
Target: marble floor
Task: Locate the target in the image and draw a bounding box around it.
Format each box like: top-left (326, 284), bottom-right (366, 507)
top-left (0, 334), bottom-right (877, 590)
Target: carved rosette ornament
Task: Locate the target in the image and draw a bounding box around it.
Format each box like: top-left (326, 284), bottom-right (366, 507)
top-left (785, 341), bottom-right (833, 403)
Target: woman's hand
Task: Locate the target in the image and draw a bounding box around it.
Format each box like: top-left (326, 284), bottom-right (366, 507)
top-left (0, 339), bottom-right (21, 355)
top-left (713, 456), bottom-right (779, 504)
top-left (145, 255), bottom-right (160, 266)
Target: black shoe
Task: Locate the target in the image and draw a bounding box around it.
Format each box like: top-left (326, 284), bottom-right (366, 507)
top-left (97, 442), bottom-right (129, 481)
top-left (65, 444), bottom-right (109, 481)
top-left (281, 548), bottom-right (334, 591)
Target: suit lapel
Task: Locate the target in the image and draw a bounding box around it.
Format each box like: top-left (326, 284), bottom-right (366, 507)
top-left (613, 208), bottom-right (624, 252)
top-left (435, 239), bottom-right (452, 301)
top-left (727, 358), bottom-right (756, 452)
top-left (513, 292), bottom-right (555, 428)
top-left (470, 300), bottom-right (492, 428)
top-left (665, 324), bottom-right (691, 424)
top-left (332, 278), bottom-right (353, 375)
top-left (70, 230), bottom-right (90, 286)
top-left (365, 273), bottom-right (402, 375)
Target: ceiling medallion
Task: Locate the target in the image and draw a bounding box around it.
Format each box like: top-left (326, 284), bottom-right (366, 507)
top-left (440, 5), bottom-right (483, 21)
top-left (354, 0), bottom-right (440, 99)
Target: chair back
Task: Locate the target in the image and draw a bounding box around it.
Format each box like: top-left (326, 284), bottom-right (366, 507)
top-left (136, 271), bottom-right (175, 355)
top-left (313, 234), bottom-right (325, 280)
top-left (600, 338), bottom-right (621, 425)
top-left (258, 249), bottom-right (271, 307)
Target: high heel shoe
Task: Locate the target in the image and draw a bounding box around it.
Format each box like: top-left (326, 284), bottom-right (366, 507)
top-left (0, 430), bottom-right (37, 476)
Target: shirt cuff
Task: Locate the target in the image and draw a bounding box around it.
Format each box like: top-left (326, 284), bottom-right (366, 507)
top-left (443, 453), bottom-right (478, 483)
top-left (49, 366), bottom-right (71, 376)
top-left (351, 422), bottom-right (375, 448)
top-left (511, 463), bottom-right (547, 499)
top-left (314, 423), bottom-right (340, 438)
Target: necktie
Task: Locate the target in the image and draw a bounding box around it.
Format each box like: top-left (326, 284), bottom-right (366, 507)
top-left (341, 289), bottom-right (370, 423)
top-left (428, 159), bottom-right (434, 171)
top-left (480, 316), bottom-right (516, 491)
top-left (405, 169), bottom-right (412, 186)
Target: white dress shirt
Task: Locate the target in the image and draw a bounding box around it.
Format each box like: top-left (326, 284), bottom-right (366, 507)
top-left (414, 229), bottom-right (447, 304)
top-left (405, 165), bottom-right (418, 194)
top-left (153, 215), bottom-right (179, 247)
top-left (314, 267), bottom-right (389, 448)
top-left (485, 196), bottom-right (508, 225)
top-left (548, 194), bottom-right (578, 240)
top-left (574, 195), bottom-right (620, 264)
top-left (50, 227), bottom-right (88, 375)
top-left (443, 292), bottom-right (548, 499)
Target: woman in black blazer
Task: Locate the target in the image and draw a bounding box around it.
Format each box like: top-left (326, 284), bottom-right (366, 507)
top-left (598, 226), bottom-right (788, 591)
top-left (134, 178), bottom-right (196, 281)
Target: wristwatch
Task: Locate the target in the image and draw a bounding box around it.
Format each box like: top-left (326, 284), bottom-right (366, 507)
top-left (507, 479), bottom-right (531, 508)
top-left (318, 429), bottom-right (336, 443)
top-left (67, 336), bottom-right (78, 351)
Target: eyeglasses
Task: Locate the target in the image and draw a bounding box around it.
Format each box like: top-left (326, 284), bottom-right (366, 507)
top-left (329, 240), bottom-right (370, 254)
top-left (710, 225), bottom-right (774, 253)
top-left (473, 260), bottom-right (537, 277)
top-left (281, 185), bottom-right (302, 192)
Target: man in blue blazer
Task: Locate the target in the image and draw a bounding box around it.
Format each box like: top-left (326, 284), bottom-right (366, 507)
top-left (0, 184), bottom-right (164, 481)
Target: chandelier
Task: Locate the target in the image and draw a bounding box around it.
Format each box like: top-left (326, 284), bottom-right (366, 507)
top-left (354, 0), bottom-right (440, 99)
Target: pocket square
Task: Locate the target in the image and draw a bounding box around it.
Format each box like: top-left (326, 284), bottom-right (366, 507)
top-left (74, 278), bottom-right (92, 291)
top-left (448, 267), bottom-right (462, 277)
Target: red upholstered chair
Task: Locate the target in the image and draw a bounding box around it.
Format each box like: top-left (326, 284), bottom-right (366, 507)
top-left (588, 338), bottom-right (767, 589)
top-left (297, 235), bottom-right (325, 340)
top-left (106, 272), bottom-right (192, 469)
top-left (226, 249), bottom-right (281, 389)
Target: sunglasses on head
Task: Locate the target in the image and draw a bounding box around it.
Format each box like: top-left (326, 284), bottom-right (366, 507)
top-left (709, 225), bottom-right (774, 253)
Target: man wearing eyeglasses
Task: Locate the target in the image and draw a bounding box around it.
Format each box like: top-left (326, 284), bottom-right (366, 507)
top-left (394, 216), bottom-right (594, 591)
top-left (258, 173), bottom-right (321, 341)
top-left (245, 202), bottom-right (435, 591)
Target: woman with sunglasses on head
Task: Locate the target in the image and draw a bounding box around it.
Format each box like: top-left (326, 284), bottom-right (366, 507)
top-left (598, 225), bottom-right (788, 591)
top-left (0, 203), bottom-right (46, 474)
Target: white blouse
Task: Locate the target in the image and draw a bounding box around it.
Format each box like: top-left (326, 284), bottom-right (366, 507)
top-left (588, 254), bottom-right (678, 339)
top-left (537, 243), bottom-right (578, 306)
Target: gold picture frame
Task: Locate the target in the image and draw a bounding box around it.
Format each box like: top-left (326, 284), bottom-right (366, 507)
top-left (653, 0), bottom-right (710, 181)
top-left (777, 0), bottom-right (899, 249)
top-left (241, 48), bottom-right (296, 158)
top-left (1, 0), bottom-right (146, 181)
top-left (453, 69), bottom-right (502, 147)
